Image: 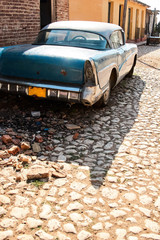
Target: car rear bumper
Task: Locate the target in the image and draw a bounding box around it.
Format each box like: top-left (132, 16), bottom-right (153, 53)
top-left (0, 75), bottom-right (81, 102)
top-left (0, 75), bottom-right (103, 106)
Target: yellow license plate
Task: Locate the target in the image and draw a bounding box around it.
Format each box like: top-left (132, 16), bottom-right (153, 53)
top-left (28, 87), bottom-right (46, 98)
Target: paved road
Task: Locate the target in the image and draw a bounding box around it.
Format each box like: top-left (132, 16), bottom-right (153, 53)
top-left (0, 45), bottom-right (160, 240)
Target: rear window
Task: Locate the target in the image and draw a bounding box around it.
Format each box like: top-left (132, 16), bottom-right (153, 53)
top-left (33, 29), bottom-right (109, 50)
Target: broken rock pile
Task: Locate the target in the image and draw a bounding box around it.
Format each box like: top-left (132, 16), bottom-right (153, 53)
top-left (0, 135), bottom-right (66, 182)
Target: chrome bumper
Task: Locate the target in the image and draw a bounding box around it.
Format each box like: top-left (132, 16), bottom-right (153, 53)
top-left (0, 76), bottom-right (104, 106)
top-left (0, 78), bottom-right (81, 102)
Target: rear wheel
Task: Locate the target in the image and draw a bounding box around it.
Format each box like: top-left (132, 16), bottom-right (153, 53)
top-left (126, 65), bottom-right (134, 78)
top-left (95, 80), bottom-right (111, 107)
top-left (126, 56), bottom-right (137, 78)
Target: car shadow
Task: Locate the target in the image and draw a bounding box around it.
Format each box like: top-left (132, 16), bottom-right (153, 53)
top-left (0, 75), bottom-right (145, 188)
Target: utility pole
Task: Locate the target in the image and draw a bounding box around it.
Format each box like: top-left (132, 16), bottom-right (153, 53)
top-left (122, 0), bottom-right (128, 31)
top-left (152, 8), bottom-right (156, 36)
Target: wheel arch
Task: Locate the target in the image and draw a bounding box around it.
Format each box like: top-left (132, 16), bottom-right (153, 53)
top-left (110, 68), bottom-right (118, 89)
top-left (133, 54), bottom-right (137, 67)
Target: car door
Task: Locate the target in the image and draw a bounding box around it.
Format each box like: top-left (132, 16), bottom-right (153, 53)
top-left (110, 30), bottom-right (127, 82)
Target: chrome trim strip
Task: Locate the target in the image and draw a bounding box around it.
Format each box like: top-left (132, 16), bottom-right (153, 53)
top-left (90, 59), bottom-right (98, 85)
top-left (0, 77), bottom-right (81, 93)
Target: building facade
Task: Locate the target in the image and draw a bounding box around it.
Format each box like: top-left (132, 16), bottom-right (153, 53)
top-left (69, 0), bottom-right (149, 42)
top-left (0, 0), bottom-right (149, 47)
top-left (0, 0), bottom-right (69, 47)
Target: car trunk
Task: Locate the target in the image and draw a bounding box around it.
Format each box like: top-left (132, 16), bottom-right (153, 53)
top-left (0, 44), bottom-right (97, 86)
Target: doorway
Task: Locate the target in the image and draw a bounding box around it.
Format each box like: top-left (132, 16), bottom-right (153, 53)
top-left (40, 0), bottom-right (51, 29)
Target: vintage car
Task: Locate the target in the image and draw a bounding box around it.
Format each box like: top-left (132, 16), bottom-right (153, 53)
top-left (0, 21), bottom-right (137, 106)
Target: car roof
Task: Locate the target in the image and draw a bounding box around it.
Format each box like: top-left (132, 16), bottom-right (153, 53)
top-left (42, 21), bottom-right (123, 39)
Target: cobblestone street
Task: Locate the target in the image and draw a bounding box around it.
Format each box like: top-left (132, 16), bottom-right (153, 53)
top-left (0, 44), bottom-right (160, 240)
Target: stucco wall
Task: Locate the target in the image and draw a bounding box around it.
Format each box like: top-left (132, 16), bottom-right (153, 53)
top-left (0, 0), bottom-right (40, 47)
top-left (69, 0), bottom-right (108, 22)
top-left (69, 0), bottom-right (148, 41)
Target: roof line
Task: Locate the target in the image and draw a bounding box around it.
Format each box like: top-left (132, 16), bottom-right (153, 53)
top-left (131, 0), bottom-right (150, 8)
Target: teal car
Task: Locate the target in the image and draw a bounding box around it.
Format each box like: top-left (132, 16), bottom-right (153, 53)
top-left (0, 21), bottom-right (137, 106)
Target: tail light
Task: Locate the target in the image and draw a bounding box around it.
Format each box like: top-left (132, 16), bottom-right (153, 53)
top-left (84, 60), bottom-right (96, 86)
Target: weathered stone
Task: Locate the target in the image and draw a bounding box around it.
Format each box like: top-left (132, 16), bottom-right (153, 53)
top-left (70, 192), bottom-right (82, 201)
top-left (123, 192), bottom-right (137, 201)
top-left (54, 178), bottom-right (67, 187)
top-left (67, 202), bottom-right (83, 211)
top-left (15, 195), bottom-right (29, 207)
top-left (138, 207), bottom-right (151, 217)
top-left (63, 223), bottom-right (77, 234)
top-left (10, 207), bottom-right (29, 219)
top-left (16, 224), bottom-right (25, 234)
top-left (35, 230), bottom-right (54, 240)
top-left (85, 210), bottom-right (97, 219)
top-left (0, 150), bottom-right (10, 159)
top-left (145, 219), bottom-right (160, 233)
top-left (128, 237), bottom-right (138, 240)
top-left (129, 226), bottom-right (142, 233)
top-left (0, 195), bottom-right (10, 205)
top-left (73, 132), bottom-right (79, 140)
top-left (101, 187), bottom-right (119, 199)
top-left (107, 176), bottom-right (118, 183)
top-left (48, 187), bottom-right (57, 196)
top-left (32, 142), bottom-right (41, 153)
top-left (51, 169), bottom-right (66, 178)
top-left (76, 172), bottom-right (87, 180)
top-left (0, 218), bottom-right (18, 228)
top-left (92, 222), bottom-right (103, 230)
top-left (140, 234), bottom-right (160, 239)
top-left (105, 222), bottom-right (113, 230)
top-left (0, 207), bottom-right (7, 217)
top-left (39, 204), bottom-right (53, 219)
top-left (35, 135), bottom-right (43, 143)
top-left (27, 168), bottom-right (49, 180)
top-left (116, 229), bottom-right (127, 240)
top-left (69, 212), bottom-right (83, 223)
top-left (1, 135), bottom-right (12, 144)
top-left (47, 219), bottom-right (61, 231)
top-left (139, 195), bottom-right (152, 205)
top-left (57, 154), bottom-right (67, 162)
top-left (77, 230), bottom-right (92, 240)
top-left (8, 145), bottom-right (20, 155)
top-left (96, 232), bottom-right (110, 240)
top-left (26, 217), bottom-right (43, 228)
top-left (20, 141), bottom-right (31, 150)
top-left (0, 230), bottom-right (13, 240)
top-left (19, 154), bottom-right (31, 163)
top-left (17, 235), bottom-right (34, 240)
top-left (56, 231), bottom-right (71, 240)
top-left (110, 210), bottom-right (127, 218)
top-left (65, 124), bottom-right (81, 130)
top-left (70, 181), bottom-right (86, 191)
top-left (83, 197), bottom-right (97, 205)
top-left (155, 197), bottom-right (160, 210)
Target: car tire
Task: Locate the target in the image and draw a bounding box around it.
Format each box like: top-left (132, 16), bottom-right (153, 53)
top-left (126, 56), bottom-right (137, 78)
top-left (95, 81), bottom-right (111, 107)
top-left (126, 65), bottom-right (134, 78)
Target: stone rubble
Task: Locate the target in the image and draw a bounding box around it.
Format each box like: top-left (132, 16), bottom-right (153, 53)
top-left (0, 45), bottom-right (160, 239)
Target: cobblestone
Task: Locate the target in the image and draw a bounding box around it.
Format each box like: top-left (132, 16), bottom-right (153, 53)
top-left (0, 45), bottom-right (160, 239)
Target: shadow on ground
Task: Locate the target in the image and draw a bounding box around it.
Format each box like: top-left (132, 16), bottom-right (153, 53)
top-left (0, 75), bottom-right (145, 188)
